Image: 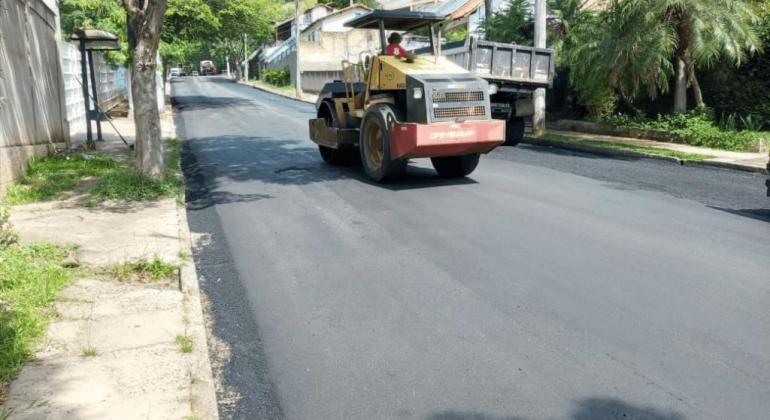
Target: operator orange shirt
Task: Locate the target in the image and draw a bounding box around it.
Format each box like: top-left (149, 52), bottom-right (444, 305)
top-left (386, 43), bottom-right (406, 57)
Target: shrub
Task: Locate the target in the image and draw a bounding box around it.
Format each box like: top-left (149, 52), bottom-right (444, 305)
top-left (595, 109), bottom-right (768, 152)
top-left (262, 68), bottom-right (290, 87)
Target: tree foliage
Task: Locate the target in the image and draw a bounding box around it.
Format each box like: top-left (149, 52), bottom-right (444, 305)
top-left (481, 0), bottom-right (533, 45)
top-left (556, 0), bottom-right (762, 116)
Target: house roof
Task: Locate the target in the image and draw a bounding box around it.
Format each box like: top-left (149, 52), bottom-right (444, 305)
top-left (301, 4), bottom-right (373, 33)
top-left (274, 4), bottom-right (335, 30)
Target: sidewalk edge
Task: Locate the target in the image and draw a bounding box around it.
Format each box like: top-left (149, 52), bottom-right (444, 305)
top-left (237, 80), bottom-right (314, 104)
top-left (522, 137), bottom-right (768, 174)
top-left (177, 202), bottom-right (220, 420)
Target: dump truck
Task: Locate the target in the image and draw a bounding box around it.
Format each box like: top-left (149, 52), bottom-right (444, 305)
top-left (414, 37), bottom-right (555, 145)
top-left (199, 60), bottom-right (217, 76)
top-left (308, 10), bottom-right (505, 182)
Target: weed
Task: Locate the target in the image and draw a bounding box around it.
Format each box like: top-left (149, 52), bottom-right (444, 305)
top-left (89, 169), bottom-right (181, 202)
top-left (108, 256), bottom-right (177, 282)
top-left (0, 408), bottom-right (13, 420)
top-left (176, 335), bottom-right (193, 353)
top-left (0, 208), bottom-right (17, 247)
top-left (0, 243), bottom-right (74, 384)
top-left (82, 346), bottom-right (97, 357)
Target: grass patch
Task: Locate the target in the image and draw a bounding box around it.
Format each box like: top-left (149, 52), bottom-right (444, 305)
top-left (4, 139), bottom-right (183, 206)
top-left (176, 335), bottom-right (193, 353)
top-left (251, 80), bottom-right (299, 97)
top-left (540, 133), bottom-right (714, 161)
top-left (0, 243), bottom-right (75, 385)
top-left (108, 256), bottom-right (177, 282)
top-left (82, 346), bottom-right (97, 357)
top-left (4, 155), bottom-right (118, 205)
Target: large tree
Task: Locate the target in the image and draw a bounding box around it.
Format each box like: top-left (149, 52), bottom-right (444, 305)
top-left (124, 0), bottom-right (168, 179)
top-left (600, 0), bottom-right (761, 113)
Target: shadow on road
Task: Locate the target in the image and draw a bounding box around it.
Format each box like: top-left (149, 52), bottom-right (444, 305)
top-left (180, 134), bottom-right (478, 205)
top-left (428, 397), bottom-right (686, 420)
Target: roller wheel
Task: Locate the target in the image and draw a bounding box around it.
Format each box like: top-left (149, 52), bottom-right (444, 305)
top-left (505, 116), bottom-right (525, 146)
top-left (431, 154), bottom-right (480, 178)
top-left (317, 101), bottom-right (358, 165)
top-left (359, 104), bottom-right (407, 182)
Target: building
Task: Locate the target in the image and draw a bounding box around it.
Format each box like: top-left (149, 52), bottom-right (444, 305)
top-left (260, 4), bottom-right (377, 93)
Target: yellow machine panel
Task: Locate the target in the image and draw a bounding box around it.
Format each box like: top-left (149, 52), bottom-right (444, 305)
top-left (370, 56), bottom-right (469, 91)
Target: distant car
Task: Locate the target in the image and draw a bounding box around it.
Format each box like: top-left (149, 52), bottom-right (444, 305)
top-left (192, 70), bottom-right (199, 76)
top-left (169, 68), bottom-right (181, 77)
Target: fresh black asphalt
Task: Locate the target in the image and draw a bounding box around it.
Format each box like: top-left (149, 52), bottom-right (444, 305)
top-left (174, 76), bottom-right (770, 420)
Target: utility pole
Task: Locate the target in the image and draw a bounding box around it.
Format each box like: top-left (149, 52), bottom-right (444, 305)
top-left (294, 0), bottom-right (302, 97)
top-left (243, 33), bottom-right (249, 81)
top-left (533, 0), bottom-right (546, 136)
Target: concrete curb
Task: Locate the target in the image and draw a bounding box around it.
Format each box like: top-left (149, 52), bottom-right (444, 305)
top-left (177, 202), bottom-right (220, 420)
top-left (522, 137), bottom-right (769, 175)
top-left (237, 80), bottom-right (315, 104)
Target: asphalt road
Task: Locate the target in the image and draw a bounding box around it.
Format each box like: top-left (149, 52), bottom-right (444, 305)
top-left (173, 76), bottom-right (770, 420)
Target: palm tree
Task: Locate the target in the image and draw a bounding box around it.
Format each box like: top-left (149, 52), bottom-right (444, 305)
top-left (603, 0), bottom-right (761, 113)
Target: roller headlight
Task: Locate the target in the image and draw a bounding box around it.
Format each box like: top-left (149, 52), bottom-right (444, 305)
top-left (488, 83), bottom-right (499, 95)
top-left (413, 87), bottom-right (423, 99)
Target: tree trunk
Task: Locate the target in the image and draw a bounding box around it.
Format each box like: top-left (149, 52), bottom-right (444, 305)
top-left (673, 56), bottom-right (688, 113)
top-left (124, 0), bottom-right (167, 179)
top-left (685, 57), bottom-right (704, 108)
top-left (484, 0), bottom-right (493, 21)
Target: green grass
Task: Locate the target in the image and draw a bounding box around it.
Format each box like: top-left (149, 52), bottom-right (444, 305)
top-left (82, 346), bottom-right (97, 357)
top-left (175, 335), bottom-right (193, 353)
top-left (251, 80), bottom-right (299, 97)
top-left (4, 139), bottom-right (183, 206)
top-left (4, 155), bottom-right (118, 204)
top-left (539, 133), bottom-right (714, 161)
top-left (108, 256), bottom-right (177, 282)
top-left (0, 243), bottom-right (75, 385)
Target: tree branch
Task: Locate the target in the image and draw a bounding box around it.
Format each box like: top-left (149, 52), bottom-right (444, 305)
top-left (123, 0), bottom-right (139, 14)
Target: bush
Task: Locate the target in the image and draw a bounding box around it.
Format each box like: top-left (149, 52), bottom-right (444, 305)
top-left (262, 68), bottom-right (290, 87)
top-left (595, 109), bottom-right (768, 152)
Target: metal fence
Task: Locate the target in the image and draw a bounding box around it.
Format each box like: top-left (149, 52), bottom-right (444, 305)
top-left (61, 42), bottom-right (128, 136)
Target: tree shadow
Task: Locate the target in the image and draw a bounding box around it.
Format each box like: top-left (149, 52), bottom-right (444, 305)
top-left (708, 207), bottom-right (770, 223)
top-left (180, 134), bottom-right (479, 206)
top-left (427, 398), bottom-right (687, 420)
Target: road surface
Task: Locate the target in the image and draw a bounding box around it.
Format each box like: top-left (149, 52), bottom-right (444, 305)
top-left (173, 76), bottom-right (770, 420)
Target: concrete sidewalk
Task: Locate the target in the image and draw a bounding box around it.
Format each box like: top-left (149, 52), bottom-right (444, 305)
top-left (534, 129), bottom-right (769, 174)
top-left (1, 113), bottom-right (218, 419)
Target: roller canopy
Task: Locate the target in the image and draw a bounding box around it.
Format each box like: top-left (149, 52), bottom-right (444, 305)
top-left (345, 10), bottom-right (444, 31)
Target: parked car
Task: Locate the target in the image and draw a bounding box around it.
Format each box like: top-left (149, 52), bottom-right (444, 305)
top-left (169, 67), bottom-right (181, 77)
top-left (192, 70), bottom-right (199, 76)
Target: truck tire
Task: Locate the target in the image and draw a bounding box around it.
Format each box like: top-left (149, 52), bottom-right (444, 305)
top-left (317, 101), bottom-right (358, 165)
top-left (359, 104), bottom-right (407, 182)
top-left (431, 154), bottom-right (480, 178)
top-left (505, 117), bottom-right (525, 146)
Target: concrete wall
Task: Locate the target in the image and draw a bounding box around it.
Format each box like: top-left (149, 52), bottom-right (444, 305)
top-left (0, 0), bottom-right (68, 196)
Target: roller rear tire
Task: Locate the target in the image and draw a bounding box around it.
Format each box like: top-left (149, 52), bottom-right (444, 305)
top-left (505, 117), bottom-right (525, 146)
top-left (431, 154), bottom-right (480, 178)
top-left (359, 104), bottom-right (407, 182)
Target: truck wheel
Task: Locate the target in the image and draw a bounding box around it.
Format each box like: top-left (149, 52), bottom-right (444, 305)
top-left (359, 104), bottom-right (407, 182)
top-left (505, 117), bottom-right (525, 146)
top-left (431, 154), bottom-right (480, 178)
top-left (317, 101), bottom-right (358, 165)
